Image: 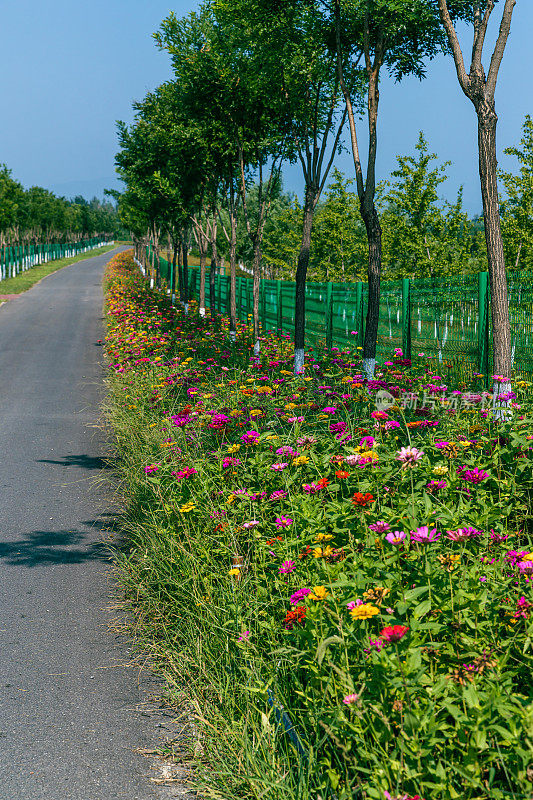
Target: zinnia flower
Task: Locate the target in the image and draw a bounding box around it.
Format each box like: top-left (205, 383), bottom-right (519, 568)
top-left (352, 492), bottom-right (374, 507)
top-left (343, 693), bottom-right (360, 705)
top-left (410, 526), bottom-right (440, 543)
top-left (385, 530), bottom-right (406, 545)
top-left (380, 625), bottom-right (409, 643)
top-left (279, 560), bottom-right (296, 574)
top-left (396, 446), bottom-right (424, 467)
top-left (369, 521), bottom-right (390, 533)
top-left (275, 516), bottom-right (293, 529)
top-left (289, 588), bottom-right (312, 605)
top-left (350, 603), bottom-right (379, 620)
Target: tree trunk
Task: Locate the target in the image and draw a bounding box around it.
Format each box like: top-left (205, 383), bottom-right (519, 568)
top-left (477, 103), bottom-right (512, 405)
top-left (210, 232), bottom-right (218, 316)
top-left (177, 243), bottom-right (184, 301)
top-left (252, 239), bottom-right (262, 355)
top-left (171, 240), bottom-right (178, 304)
top-left (294, 186), bottom-right (317, 374)
top-left (182, 239), bottom-right (189, 313)
top-left (361, 202), bottom-right (382, 379)
top-left (229, 184), bottom-right (238, 340)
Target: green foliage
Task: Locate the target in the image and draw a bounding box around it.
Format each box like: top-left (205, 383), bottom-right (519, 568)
top-left (500, 115), bottom-right (533, 271)
top-left (105, 251), bottom-right (533, 800)
top-left (379, 133), bottom-right (486, 279)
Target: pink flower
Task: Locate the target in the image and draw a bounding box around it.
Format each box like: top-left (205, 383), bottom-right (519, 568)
top-left (322, 406), bottom-right (337, 414)
top-left (345, 453), bottom-right (360, 466)
top-left (459, 466), bottom-right (489, 484)
top-left (384, 420), bottom-right (401, 430)
top-left (279, 560), bottom-right (296, 574)
top-left (237, 631), bottom-right (250, 642)
top-left (343, 693), bottom-right (360, 705)
top-left (143, 464), bottom-right (159, 474)
top-left (397, 446), bottom-right (424, 467)
top-left (241, 430), bottom-right (260, 445)
top-left (243, 520), bottom-right (260, 529)
top-left (410, 526), bottom-right (440, 543)
top-left (269, 490), bottom-right (288, 501)
top-left (385, 530), bottom-right (406, 545)
top-left (275, 516), bottom-right (293, 529)
top-left (290, 588), bottom-right (312, 605)
top-left (222, 457), bottom-right (241, 469)
top-left (270, 462), bottom-right (289, 471)
top-left (447, 527), bottom-right (482, 541)
top-left (369, 521), bottom-right (390, 533)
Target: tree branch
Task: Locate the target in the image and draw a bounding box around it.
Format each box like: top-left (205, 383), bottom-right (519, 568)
top-left (437, 0), bottom-right (471, 95)
top-left (472, 1), bottom-right (495, 73)
top-left (486, 0), bottom-right (517, 98)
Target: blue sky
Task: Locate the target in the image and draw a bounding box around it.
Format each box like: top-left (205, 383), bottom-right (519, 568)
top-left (0, 0), bottom-right (531, 213)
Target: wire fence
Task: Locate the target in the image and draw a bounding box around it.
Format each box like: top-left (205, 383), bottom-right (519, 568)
top-left (152, 250), bottom-right (532, 383)
top-left (0, 237), bottom-right (111, 282)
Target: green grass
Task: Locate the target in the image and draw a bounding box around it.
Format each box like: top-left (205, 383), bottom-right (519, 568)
top-left (0, 244), bottom-right (118, 296)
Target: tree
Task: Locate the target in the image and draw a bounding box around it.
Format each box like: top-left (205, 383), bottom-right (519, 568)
top-left (437, 0), bottom-right (517, 406)
top-left (334, 0), bottom-right (465, 378)
top-left (500, 115), bottom-right (533, 271)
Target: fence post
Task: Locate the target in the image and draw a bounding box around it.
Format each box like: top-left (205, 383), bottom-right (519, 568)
top-left (226, 276), bottom-right (231, 315)
top-left (276, 280), bottom-right (282, 332)
top-left (402, 278), bottom-right (411, 359)
top-left (260, 280), bottom-right (266, 333)
top-left (478, 271), bottom-right (490, 385)
top-left (325, 282), bottom-right (333, 350)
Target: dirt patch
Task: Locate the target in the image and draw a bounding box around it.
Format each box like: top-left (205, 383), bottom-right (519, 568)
top-left (0, 294), bottom-right (20, 300)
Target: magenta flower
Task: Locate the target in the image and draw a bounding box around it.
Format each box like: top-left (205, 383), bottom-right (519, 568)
top-left (369, 521), bottom-right (390, 533)
top-left (237, 631), bottom-right (250, 642)
top-left (322, 406), bottom-right (337, 414)
top-left (276, 446), bottom-right (299, 457)
top-left (269, 489), bottom-right (288, 501)
top-left (240, 430), bottom-right (260, 445)
top-left (222, 457), bottom-right (241, 469)
top-left (385, 530), bottom-right (406, 545)
top-left (397, 446), bottom-right (424, 467)
top-left (289, 588), bottom-right (312, 605)
top-left (459, 466), bottom-right (489, 484)
top-left (410, 526), bottom-right (440, 543)
top-left (143, 464), bottom-right (159, 474)
top-left (275, 516), bottom-right (293, 529)
top-left (279, 560), bottom-right (296, 574)
top-left (447, 527), bottom-right (482, 541)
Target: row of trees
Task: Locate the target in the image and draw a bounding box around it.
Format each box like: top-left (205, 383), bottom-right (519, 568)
top-left (116, 0), bottom-right (518, 394)
top-left (0, 164), bottom-right (121, 245)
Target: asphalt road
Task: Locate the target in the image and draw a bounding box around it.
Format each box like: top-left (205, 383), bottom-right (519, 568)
top-left (0, 249), bottom-right (187, 800)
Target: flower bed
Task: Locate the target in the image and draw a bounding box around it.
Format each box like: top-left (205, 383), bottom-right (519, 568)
top-left (104, 250), bottom-right (533, 800)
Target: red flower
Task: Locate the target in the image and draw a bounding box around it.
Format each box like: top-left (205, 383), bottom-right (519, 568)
top-left (316, 477), bottom-right (329, 488)
top-left (336, 470), bottom-right (350, 480)
top-left (284, 605), bottom-right (307, 630)
top-left (352, 492), bottom-right (374, 507)
top-left (380, 625), bottom-right (409, 643)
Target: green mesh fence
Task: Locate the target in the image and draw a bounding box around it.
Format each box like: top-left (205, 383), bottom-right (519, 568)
top-left (0, 237), bottom-right (110, 282)
top-left (151, 248), bottom-right (532, 381)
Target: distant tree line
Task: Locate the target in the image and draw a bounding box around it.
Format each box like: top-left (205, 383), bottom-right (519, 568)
top-left (0, 163), bottom-right (121, 245)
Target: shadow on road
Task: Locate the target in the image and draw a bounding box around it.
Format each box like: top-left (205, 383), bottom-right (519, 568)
top-left (36, 454), bottom-right (111, 470)
top-left (0, 517), bottom-right (115, 567)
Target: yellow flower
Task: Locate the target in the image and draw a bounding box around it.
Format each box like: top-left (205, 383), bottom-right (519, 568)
top-left (280, 370), bottom-right (293, 376)
top-left (230, 409), bottom-right (243, 417)
top-left (256, 386), bottom-right (273, 394)
top-left (350, 603), bottom-right (380, 620)
top-left (250, 409), bottom-right (263, 417)
top-left (314, 532), bottom-right (333, 542)
top-left (228, 568), bottom-right (241, 576)
top-left (227, 444), bottom-right (241, 453)
top-left (285, 403), bottom-right (297, 410)
top-left (309, 586), bottom-right (329, 601)
top-left (433, 465), bottom-right (448, 476)
top-left (227, 494), bottom-right (235, 505)
top-left (361, 450), bottom-right (378, 461)
top-left (264, 435), bottom-right (279, 442)
top-left (293, 455), bottom-right (310, 466)
top-left (179, 502), bottom-right (195, 513)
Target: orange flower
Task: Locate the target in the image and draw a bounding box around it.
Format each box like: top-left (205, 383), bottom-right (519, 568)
top-left (336, 470), bottom-right (350, 480)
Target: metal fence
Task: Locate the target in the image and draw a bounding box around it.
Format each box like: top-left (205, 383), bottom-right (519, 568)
top-left (154, 252), bottom-right (532, 382)
top-left (0, 237), bottom-right (110, 282)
